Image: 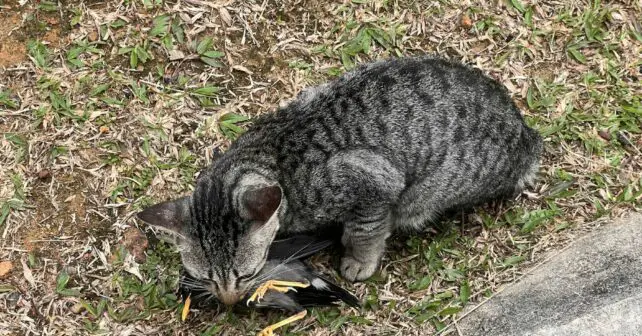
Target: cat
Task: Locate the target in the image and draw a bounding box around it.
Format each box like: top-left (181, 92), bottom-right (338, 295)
top-left (137, 55), bottom-right (543, 305)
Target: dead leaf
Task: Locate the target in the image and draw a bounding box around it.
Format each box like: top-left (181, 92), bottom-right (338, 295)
top-left (0, 261), bottom-right (13, 278)
top-left (460, 14), bottom-right (473, 29)
top-left (219, 7), bottom-right (232, 25)
top-left (20, 258), bottom-right (36, 287)
top-left (123, 254), bottom-right (144, 282)
top-left (232, 65), bottom-right (254, 75)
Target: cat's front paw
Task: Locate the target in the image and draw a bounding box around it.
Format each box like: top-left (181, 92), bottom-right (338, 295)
top-left (340, 256), bottom-right (378, 282)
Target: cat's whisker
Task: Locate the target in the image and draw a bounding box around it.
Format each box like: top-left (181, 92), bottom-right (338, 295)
top-left (181, 283), bottom-right (208, 291)
top-left (252, 265), bottom-right (299, 285)
top-left (179, 278), bottom-right (204, 286)
top-left (179, 278), bottom-right (201, 285)
top-left (179, 279), bottom-right (209, 291)
top-left (250, 264), bottom-right (309, 287)
top-left (193, 290), bottom-right (215, 301)
top-left (254, 241), bottom-right (315, 283)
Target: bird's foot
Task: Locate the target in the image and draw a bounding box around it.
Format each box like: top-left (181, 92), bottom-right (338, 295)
top-left (256, 310), bottom-right (307, 336)
top-left (246, 280), bottom-right (309, 305)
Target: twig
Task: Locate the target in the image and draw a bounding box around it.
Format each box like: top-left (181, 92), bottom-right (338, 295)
top-left (454, 319), bottom-right (463, 336)
top-left (181, 0), bottom-right (221, 8)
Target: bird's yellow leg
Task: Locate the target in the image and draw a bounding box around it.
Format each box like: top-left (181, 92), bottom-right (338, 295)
top-left (181, 295), bottom-right (191, 321)
top-left (257, 310), bottom-right (307, 336)
top-left (246, 280), bottom-right (310, 305)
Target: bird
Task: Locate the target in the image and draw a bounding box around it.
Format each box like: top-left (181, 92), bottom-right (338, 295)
top-left (178, 234), bottom-right (360, 336)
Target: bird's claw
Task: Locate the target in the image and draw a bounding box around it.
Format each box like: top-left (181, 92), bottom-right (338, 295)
top-left (256, 310), bottom-right (307, 336)
top-left (246, 280), bottom-right (310, 305)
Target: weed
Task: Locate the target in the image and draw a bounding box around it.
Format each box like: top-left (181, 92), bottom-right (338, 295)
top-left (193, 37), bottom-right (225, 67)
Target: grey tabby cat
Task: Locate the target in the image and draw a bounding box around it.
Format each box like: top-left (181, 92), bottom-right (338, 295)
top-left (137, 56), bottom-right (542, 305)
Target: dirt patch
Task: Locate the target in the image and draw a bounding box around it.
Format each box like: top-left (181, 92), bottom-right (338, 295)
top-left (121, 227), bottom-right (149, 263)
top-left (42, 28), bottom-right (60, 46)
top-left (21, 217), bottom-right (60, 253)
top-left (0, 12), bottom-right (27, 67)
top-left (65, 193), bottom-right (87, 219)
top-left (0, 1), bottom-right (72, 68)
top-left (531, 62), bottom-right (558, 82)
top-left (18, 172), bottom-right (98, 254)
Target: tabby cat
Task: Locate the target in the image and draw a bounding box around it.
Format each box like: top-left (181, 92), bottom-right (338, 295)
top-left (138, 56), bottom-right (542, 305)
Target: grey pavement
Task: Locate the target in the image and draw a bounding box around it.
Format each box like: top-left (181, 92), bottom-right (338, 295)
top-left (455, 213), bottom-right (642, 336)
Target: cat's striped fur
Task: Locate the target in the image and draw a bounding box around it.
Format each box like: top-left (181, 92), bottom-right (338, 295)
top-left (138, 56), bottom-right (543, 305)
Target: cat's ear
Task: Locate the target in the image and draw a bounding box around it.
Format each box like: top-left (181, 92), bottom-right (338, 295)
top-left (239, 186), bottom-right (282, 262)
top-left (241, 185), bottom-right (282, 224)
top-left (136, 196), bottom-right (190, 236)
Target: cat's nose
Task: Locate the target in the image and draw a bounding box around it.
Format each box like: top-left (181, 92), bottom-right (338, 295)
top-left (218, 291), bottom-right (241, 305)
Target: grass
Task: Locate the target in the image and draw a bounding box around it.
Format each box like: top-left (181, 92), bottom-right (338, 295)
top-left (0, 0), bottom-right (640, 335)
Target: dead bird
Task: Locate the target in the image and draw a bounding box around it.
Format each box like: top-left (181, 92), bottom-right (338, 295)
top-left (243, 259), bottom-right (360, 335)
top-left (178, 235), bottom-right (359, 335)
top-left (177, 234), bottom-right (335, 307)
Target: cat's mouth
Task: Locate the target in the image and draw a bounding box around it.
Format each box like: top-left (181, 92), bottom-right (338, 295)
top-left (217, 291), bottom-right (243, 305)
top-left (208, 282), bottom-right (250, 306)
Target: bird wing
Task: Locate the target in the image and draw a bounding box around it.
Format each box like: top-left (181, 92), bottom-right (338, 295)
top-left (293, 273), bottom-right (360, 308)
top-left (244, 260), bottom-right (360, 311)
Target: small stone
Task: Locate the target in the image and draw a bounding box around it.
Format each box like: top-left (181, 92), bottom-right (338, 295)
top-left (0, 261), bottom-right (13, 278)
top-left (168, 49), bottom-right (185, 61)
top-left (610, 12), bottom-right (623, 21)
top-left (4, 292), bottom-right (21, 310)
top-left (71, 302), bottom-right (84, 313)
top-left (616, 131), bottom-right (633, 148)
top-left (460, 14), bottom-right (473, 29)
top-left (88, 30), bottom-right (98, 42)
top-left (598, 130), bottom-right (611, 141)
top-left (37, 170), bottom-right (51, 179)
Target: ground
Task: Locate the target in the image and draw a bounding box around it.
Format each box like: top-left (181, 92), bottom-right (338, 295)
top-left (0, 0), bottom-right (640, 335)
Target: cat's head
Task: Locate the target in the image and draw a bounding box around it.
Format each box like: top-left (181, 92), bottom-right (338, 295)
top-left (136, 173), bottom-right (283, 305)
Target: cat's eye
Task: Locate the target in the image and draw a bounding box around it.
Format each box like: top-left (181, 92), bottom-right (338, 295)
top-left (237, 273), bottom-right (253, 282)
top-left (237, 268), bottom-right (260, 283)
